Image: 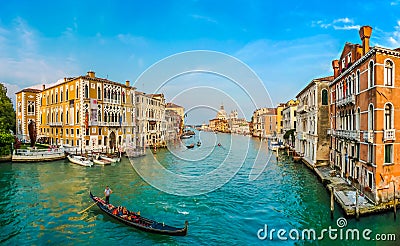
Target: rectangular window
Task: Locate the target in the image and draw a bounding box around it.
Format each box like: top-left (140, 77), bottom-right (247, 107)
top-left (384, 144), bottom-right (393, 164)
top-left (86, 140), bottom-right (89, 145)
top-left (92, 128), bottom-right (96, 134)
top-left (368, 172), bottom-right (373, 189)
top-left (98, 139), bottom-right (102, 145)
top-left (368, 144), bottom-right (374, 163)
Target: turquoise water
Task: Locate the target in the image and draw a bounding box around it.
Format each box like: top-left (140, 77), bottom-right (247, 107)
top-left (0, 132), bottom-right (398, 245)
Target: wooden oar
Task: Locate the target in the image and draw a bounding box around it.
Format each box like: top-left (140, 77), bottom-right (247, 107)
top-left (78, 196), bottom-right (105, 214)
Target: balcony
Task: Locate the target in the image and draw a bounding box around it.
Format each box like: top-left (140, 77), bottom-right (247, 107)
top-left (297, 132), bottom-right (306, 140)
top-left (297, 105), bottom-right (309, 114)
top-left (49, 122), bottom-right (63, 126)
top-left (384, 129), bottom-right (396, 141)
top-left (363, 130), bottom-right (374, 143)
top-left (333, 129), bottom-right (360, 141)
top-left (337, 95), bottom-right (356, 107)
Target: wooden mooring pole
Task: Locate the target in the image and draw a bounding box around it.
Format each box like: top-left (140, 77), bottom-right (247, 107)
top-left (330, 186), bottom-right (334, 219)
top-left (355, 190), bottom-right (360, 220)
top-left (394, 181), bottom-right (397, 220)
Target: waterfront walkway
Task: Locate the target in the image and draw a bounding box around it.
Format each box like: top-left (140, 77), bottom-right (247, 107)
top-left (313, 165), bottom-right (400, 217)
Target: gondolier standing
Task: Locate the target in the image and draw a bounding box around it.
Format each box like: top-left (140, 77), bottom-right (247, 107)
top-left (104, 186), bottom-right (112, 204)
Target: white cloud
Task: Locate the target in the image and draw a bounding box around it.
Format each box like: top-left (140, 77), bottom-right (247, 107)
top-left (388, 21), bottom-right (400, 46)
top-left (191, 14), bottom-right (218, 24)
top-left (312, 17), bottom-right (359, 31)
top-left (391, 0), bottom-right (400, 5)
top-left (333, 25), bottom-right (360, 30)
top-left (333, 18), bottom-right (353, 24)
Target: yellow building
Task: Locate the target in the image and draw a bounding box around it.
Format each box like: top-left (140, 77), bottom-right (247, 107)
top-left (16, 71), bottom-right (137, 152)
top-left (276, 103), bottom-right (286, 135)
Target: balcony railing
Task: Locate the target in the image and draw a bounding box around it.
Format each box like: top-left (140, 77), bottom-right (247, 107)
top-left (332, 129), bottom-right (360, 141)
top-left (363, 130), bottom-right (374, 143)
top-left (297, 132), bottom-right (306, 140)
top-left (49, 122), bottom-right (63, 126)
top-left (384, 129), bottom-right (396, 141)
top-left (297, 105), bottom-right (308, 114)
top-left (337, 94), bottom-right (355, 107)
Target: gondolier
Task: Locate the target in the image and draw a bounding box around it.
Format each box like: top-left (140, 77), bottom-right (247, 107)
top-left (104, 186), bottom-right (113, 204)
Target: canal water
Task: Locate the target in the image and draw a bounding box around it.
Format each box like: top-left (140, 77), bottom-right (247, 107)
top-left (0, 132), bottom-right (398, 245)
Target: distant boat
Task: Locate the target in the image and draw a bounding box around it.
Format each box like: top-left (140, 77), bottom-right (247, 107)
top-left (180, 135), bottom-right (192, 139)
top-left (67, 155), bottom-right (93, 167)
top-left (268, 141), bottom-right (282, 151)
top-left (197, 141), bottom-right (201, 147)
top-left (186, 144), bottom-right (195, 149)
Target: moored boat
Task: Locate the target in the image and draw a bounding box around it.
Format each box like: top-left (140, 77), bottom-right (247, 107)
top-left (67, 155), bottom-right (93, 167)
top-left (100, 155), bottom-right (120, 163)
top-left (186, 144), bottom-right (195, 149)
top-left (93, 155), bottom-right (112, 165)
top-left (89, 192), bottom-right (188, 236)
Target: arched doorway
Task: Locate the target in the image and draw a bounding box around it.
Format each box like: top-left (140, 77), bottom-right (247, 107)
top-left (109, 131), bottom-right (116, 150)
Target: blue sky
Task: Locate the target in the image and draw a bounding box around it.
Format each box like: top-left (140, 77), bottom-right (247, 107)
top-left (1, 0), bottom-right (400, 123)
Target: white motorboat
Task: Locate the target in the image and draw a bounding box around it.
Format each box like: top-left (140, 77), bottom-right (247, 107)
top-left (100, 155), bottom-right (120, 163)
top-left (93, 155), bottom-right (112, 165)
top-left (67, 155), bottom-right (93, 167)
top-left (268, 141), bottom-right (282, 152)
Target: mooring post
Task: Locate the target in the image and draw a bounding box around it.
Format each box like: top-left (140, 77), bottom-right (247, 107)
top-left (355, 189), bottom-right (360, 220)
top-left (394, 181), bottom-right (397, 220)
top-left (330, 186), bottom-right (334, 219)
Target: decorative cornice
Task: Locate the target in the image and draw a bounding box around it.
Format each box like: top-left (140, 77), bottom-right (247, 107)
top-left (330, 46), bottom-right (400, 87)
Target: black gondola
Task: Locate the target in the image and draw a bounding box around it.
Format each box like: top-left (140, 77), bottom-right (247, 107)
top-left (89, 192), bottom-right (188, 236)
top-left (186, 144), bottom-right (195, 149)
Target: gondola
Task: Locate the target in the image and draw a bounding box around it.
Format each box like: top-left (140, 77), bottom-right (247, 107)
top-left (186, 144), bottom-right (195, 149)
top-left (89, 192), bottom-right (188, 236)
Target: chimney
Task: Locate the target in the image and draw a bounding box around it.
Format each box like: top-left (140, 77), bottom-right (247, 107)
top-left (87, 71), bottom-right (95, 78)
top-left (332, 60), bottom-right (340, 78)
top-left (42, 84), bottom-right (46, 91)
top-left (125, 80), bottom-right (130, 87)
top-left (359, 26), bottom-right (372, 56)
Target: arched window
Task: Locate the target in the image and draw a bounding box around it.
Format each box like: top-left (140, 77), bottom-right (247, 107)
top-left (384, 60), bottom-right (394, 86)
top-left (104, 88), bottom-right (107, 99)
top-left (66, 111), bottom-right (69, 124)
top-left (61, 112), bottom-right (63, 123)
top-left (368, 104), bottom-right (374, 130)
top-left (322, 89), bottom-right (328, 105)
top-left (84, 84), bottom-right (89, 98)
top-left (60, 91), bottom-right (63, 101)
top-left (76, 85), bottom-right (79, 98)
top-left (66, 89), bottom-right (69, 101)
top-left (356, 70), bottom-right (360, 93)
top-left (356, 108), bottom-right (360, 130)
top-left (55, 92), bottom-right (58, 103)
top-left (77, 110), bottom-right (80, 124)
top-left (368, 61), bottom-right (374, 88)
top-left (384, 103), bottom-right (393, 130)
top-left (97, 86), bottom-right (101, 100)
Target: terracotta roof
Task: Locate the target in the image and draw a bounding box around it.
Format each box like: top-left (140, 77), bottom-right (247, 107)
top-left (166, 102), bottom-right (184, 108)
top-left (15, 88), bottom-right (42, 94)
